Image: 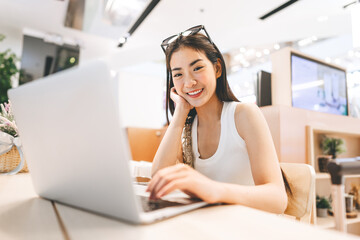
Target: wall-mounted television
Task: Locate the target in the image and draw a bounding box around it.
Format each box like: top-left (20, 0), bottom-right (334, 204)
top-left (291, 53), bottom-right (348, 116)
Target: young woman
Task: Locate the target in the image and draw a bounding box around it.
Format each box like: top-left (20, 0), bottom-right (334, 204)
top-left (147, 25), bottom-right (289, 214)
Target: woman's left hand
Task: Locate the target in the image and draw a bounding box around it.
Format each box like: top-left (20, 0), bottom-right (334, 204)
top-left (146, 164), bottom-right (221, 204)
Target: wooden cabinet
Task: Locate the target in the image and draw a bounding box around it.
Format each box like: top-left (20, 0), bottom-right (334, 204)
top-left (307, 126), bottom-right (360, 235)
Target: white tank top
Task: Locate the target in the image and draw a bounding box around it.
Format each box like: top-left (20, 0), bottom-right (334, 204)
top-left (192, 101), bottom-right (255, 186)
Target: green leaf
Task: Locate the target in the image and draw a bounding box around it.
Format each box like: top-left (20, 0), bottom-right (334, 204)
top-left (0, 34), bottom-right (19, 105)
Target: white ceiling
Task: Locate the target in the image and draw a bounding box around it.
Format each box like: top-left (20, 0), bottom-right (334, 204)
top-left (0, 0), bottom-right (356, 64)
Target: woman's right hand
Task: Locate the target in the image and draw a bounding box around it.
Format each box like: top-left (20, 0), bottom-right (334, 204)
top-left (170, 87), bottom-right (194, 113)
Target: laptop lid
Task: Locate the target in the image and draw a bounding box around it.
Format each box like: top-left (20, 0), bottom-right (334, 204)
top-left (8, 60), bottom-right (142, 223)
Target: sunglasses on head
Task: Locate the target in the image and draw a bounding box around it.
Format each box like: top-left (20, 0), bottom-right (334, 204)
top-left (161, 25), bottom-right (214, 53)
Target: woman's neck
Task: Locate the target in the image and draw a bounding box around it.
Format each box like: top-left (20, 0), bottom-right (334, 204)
top-left (195, 95), bottom-right (223, 127)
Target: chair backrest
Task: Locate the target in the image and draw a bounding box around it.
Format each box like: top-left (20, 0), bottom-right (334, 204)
top-left (127, 127), bottom-right (166, 162)
top-left (280, 163), bottom-right (315, 222)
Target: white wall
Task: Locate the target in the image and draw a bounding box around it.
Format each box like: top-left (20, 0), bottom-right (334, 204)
top-left (0, 25), bottom-right (23, 56)
top-left (116, 62), bottom-right (166, 128)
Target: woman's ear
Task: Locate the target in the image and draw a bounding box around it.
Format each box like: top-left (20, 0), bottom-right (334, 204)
top-left (215, 58), bottom-right (222, 79)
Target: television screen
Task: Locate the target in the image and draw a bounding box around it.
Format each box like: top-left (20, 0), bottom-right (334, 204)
top-left (291, 53), bottom-right (348, 116)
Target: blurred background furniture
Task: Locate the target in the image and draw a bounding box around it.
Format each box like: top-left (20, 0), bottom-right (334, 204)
top-left (281, 163), bottom-right (316, 223)
top-left (127, 126), bottom-right (166, 162)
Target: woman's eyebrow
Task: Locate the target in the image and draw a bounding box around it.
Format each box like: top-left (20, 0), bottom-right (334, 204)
top-left (171, 59), bottom-right (204, 72)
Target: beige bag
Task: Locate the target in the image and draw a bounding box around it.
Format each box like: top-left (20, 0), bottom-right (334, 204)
top-left (0, 132), bottom-right (28, 175)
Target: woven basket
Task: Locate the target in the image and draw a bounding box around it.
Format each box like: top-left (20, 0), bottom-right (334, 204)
top-left (0, 146), bottom-right (28, 173)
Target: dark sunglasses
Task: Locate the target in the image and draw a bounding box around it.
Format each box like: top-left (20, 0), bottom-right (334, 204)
top-left (161, 25), bottom-right (214, 53)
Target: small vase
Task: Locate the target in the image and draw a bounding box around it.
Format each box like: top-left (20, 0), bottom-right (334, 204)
top-left (317, 155), bottom-right (332, 173)
top-left (317, 208), bottom-right (328, 218)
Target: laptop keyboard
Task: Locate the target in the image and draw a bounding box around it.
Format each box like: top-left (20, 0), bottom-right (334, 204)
top-left (139, 196), bottom-right (189, 212)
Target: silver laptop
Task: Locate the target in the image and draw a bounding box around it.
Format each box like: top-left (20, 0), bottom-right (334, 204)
top-left (8, 59), bottom-right (207, 224)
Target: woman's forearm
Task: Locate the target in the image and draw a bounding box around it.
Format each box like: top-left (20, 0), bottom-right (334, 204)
top-left (214, 182), bottom-right (288, 214)
top-left (151, 108), bottom-right (189, 176)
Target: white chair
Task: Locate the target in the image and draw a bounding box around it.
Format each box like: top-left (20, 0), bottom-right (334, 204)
top-left (280, 163), bottom-right (315, 223)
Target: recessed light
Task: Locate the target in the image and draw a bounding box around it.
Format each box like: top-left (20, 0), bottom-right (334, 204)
top-left (231, 66), bottom-right (241, 72)
top-left (298, 36), bottom-right (317, 47)
top-left (245, 49), bottom-right (255, 56)
top-left (234, 54), bottom-right (244, 62)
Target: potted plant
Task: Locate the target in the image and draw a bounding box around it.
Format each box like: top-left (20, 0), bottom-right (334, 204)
top-left (320, 135), bottom-right (346, 159)
top-left (316, 195), bottom-right (331, 218)
top-left (318, 135), bottom-right (346, 172)
top-left (0, 34), bottom-right (20, 105)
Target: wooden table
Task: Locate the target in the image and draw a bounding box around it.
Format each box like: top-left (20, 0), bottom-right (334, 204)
top-left (1, 174), bottom-right (359, 240)
top-left (0, 174), bottom-right (63, 240)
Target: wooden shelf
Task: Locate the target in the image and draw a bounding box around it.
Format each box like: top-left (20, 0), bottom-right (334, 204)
top-left (312, 127), bottom-right (360, 137)
top-left (307, 124), bottom-right (360, 234)
top-left (316, 173), bottom-right (330, 179)
top-left (316, 173), bottom-right (360, 179)
top-left (316, 210), bottom-right (360, 229)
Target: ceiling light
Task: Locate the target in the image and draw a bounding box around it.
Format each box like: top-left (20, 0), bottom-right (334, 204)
top-left (240, 47), bottom-right (246, 53)
top-left (274, 44), bottom-right (280, 50)
top-left (298, 36), bottom-right (317, 47)
top-left (117, 33), bottom-right (129, 47)
top-left (325, 57), bottom-right (331, 63)
top-left (263, 49), bottom-right (270, 55)
top-left (118, 36), bottom-right (127, 44)
top-left (231, 66), bottom-right (241, 72)
top-left (334, 58), bottom-right (341, 65)
top-left (245, 49), bottom-right (255, 56)
top-left (234, 54), bottom-right (244, 62)
top-left (255, 51), bottom-right (262, 58)
top-left (110, 70), bottom-right (118, 78)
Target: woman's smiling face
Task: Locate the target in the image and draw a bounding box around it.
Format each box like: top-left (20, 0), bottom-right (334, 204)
top-left (170, 47), bottom-right (220, 108)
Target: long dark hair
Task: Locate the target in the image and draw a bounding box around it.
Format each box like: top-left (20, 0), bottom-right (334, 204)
top-left (164, 33), bottom-right (238, 124)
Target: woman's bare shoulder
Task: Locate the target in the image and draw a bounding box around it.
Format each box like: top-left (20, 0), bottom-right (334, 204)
top-left (234, 102), bottom-right (261, 119)
top-left (234, 102), bottom-right (264, 138)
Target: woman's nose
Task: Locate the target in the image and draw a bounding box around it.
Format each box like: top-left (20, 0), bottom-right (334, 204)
top-left (184, 77), bottom-right (196, 88)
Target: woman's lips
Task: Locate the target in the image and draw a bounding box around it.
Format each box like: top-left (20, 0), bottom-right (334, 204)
top-left (186, 88), bottom-right (204, 98)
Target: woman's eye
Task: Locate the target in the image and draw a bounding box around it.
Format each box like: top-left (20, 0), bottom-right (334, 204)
top-left (194, 66), bottom-right (203, 71)
top-left (173, 73), bottom-right (182, 78)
